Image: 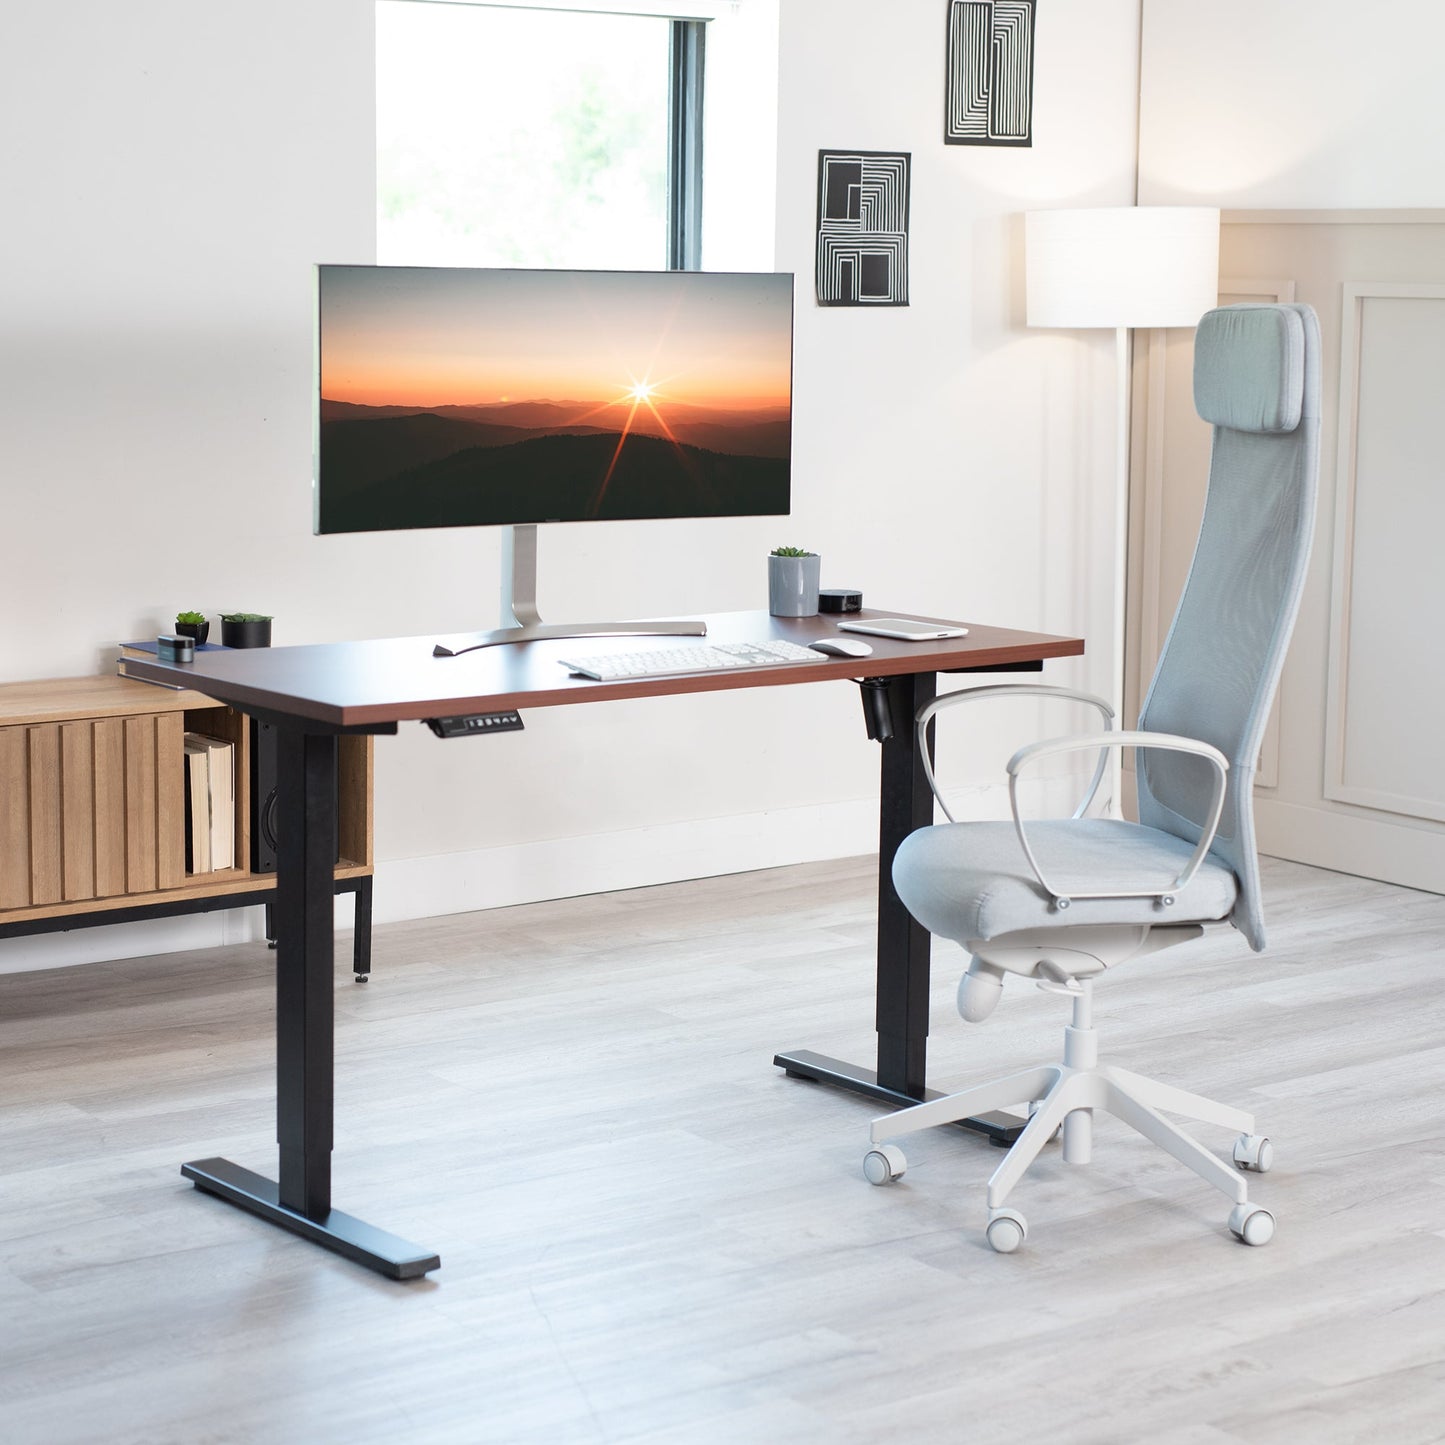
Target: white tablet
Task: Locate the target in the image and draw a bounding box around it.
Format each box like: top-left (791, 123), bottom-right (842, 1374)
top-left (837, 617), bottom-right (970, 642)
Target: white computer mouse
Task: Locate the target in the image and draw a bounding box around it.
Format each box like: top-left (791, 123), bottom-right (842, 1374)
top-left (809, 637), bottom-right (874, 658)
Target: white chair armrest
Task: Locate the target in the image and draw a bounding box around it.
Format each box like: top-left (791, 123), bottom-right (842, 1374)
top-left (1007, 730), bottom-right (1228, 779)
top-left (1005, 731), bottom-right (1230, 911)
top-left (916, 684), bottom-right (1116, 823)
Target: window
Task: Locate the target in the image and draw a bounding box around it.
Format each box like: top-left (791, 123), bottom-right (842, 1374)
top-left (377, 2), bottom-right (704, 271)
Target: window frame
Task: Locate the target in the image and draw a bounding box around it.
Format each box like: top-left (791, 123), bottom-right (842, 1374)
top-left (667, 18), bottom-right (705, 271)
top-left (377, 1), bottom-right (708, 272)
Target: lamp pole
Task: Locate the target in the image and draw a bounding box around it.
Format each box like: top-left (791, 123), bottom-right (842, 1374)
top-left (1024, 206), bottom-right (1220, 815)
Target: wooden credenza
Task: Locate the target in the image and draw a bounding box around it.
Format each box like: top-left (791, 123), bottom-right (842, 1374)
top-left (0, 673), bottom-right (374, 969)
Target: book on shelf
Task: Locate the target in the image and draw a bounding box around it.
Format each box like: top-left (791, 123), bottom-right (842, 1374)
top-left (182, 731), bottom-right (235, 873)
top-left (201, 735), bottom-right (235, 869)
top-left (183, 737), bottom-right (211, 874)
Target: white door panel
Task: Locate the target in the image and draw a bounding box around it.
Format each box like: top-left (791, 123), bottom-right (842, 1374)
top-left (1130, 214), bottom-right (1445, 894)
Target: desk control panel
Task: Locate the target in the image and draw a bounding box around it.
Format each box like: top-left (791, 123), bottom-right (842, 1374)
top-left (424, 711), bottom-right (524, 739)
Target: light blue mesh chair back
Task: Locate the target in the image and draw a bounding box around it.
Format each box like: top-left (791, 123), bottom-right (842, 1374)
top-left (1135, 303), bottom-right (1321, 950)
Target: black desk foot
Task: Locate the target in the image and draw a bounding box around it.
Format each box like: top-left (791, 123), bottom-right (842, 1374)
top-left (773, 1049), bottom-right (1024, 1146)
top-left (182, 1158), bottom-right (440, 1279)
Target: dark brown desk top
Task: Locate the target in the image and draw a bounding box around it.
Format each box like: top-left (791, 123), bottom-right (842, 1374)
top-left (120, 609), bottom-right (1083, 729)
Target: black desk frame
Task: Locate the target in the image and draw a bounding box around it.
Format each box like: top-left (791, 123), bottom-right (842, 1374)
top-left (773, 666), bottom-right (1027, 1144)
top-left (181, 715), bottom-right (439, 1278)
top-left (125, 623), bottom-right (1070, 1281)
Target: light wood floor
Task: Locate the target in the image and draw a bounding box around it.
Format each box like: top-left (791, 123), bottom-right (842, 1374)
top-left (2, 855), bottom-right (1443, 1444)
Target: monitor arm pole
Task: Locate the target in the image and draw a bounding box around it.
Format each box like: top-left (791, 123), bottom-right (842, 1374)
top-left (432, 525), bottom-right (709, 657)
top-left (501, 522), bottom-right (545, 631)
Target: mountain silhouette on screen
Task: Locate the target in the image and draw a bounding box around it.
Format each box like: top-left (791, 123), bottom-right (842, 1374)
top-left (317, 402), bottom-right (790, 531)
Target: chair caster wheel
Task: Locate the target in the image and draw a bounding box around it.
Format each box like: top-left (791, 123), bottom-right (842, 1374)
top-left (1233, 1133), bottom-right (1273, 1173)
top-left (863, 1145), bottom-right (906, 1185)
top-left (1228, 1202), bottom-right (1275, 1246)
top-left (986, 1207), bottom-right (1027, 1253)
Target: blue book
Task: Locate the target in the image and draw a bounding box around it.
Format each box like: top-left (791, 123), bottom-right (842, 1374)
top-left (121, 639), bottom-right (231, 654)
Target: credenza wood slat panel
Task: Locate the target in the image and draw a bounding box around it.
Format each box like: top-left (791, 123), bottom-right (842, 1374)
top-left (123, 716), bottom-right (157, 894)
top-left (92, 718), bottom-right (127, 898)
top-left (26, 726), bottom-right (63, 906)
top-left (0, 727), bottom-right (30, 908)
top-left (1, 675), bottom-right (372, 944)
top-left (155, 713), bottom-right (185, 890)
top-left (60, 723), bottom-right (96, 901)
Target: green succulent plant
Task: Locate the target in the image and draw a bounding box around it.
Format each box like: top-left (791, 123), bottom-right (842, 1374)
top-left (220, 612), bottom-right (273, 622)
top-left (175, 610), bottom-right (207, 625)
top-left (770, 546), bottom-right (815, 557)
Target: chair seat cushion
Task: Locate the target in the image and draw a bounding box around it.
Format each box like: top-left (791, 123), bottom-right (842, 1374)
top-left (892, 818), bottom-right (1239, 946)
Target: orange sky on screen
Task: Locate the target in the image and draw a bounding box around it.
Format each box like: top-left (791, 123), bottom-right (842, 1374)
top-left (325, 358), bottom-right (787, 410)
top-left (320, 269), bottom-right (792, 413)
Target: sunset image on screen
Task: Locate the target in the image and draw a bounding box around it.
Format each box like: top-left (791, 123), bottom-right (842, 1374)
top-left (316, 266), bottom-right (793, 533)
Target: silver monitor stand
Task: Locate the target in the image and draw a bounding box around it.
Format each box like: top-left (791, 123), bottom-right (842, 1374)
top-left (432, 524), bottom-right (708, 657)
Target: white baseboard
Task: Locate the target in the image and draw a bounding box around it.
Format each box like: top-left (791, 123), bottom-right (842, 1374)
top-left (371, 795), bottom-right (884, 926)
top-left (0, 906), bottom-right (264, 976)
top-left (0, 781), bottom-right (1033, 976)
top-left (0, 795), bottom-right (889, 975)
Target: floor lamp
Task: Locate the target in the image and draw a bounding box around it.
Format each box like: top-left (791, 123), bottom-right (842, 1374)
top-left (1024, 205), bottom-right (1220, 813)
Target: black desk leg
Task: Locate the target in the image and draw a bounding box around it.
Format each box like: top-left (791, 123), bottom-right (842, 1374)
top-left (774, 672), bottom-right (1019, 1145)
top-left (352, 875), bottom-right (373, 981)
top-left (266, 877), bottom-right (372, 979)
top-left (874, 670), bottom-right (936, 1096)
top-left (182, 723), bottom-right (439, 1278)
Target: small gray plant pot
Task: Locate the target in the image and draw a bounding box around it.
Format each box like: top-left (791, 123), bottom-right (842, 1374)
top-left (768, 554), bottom-right (821, 617)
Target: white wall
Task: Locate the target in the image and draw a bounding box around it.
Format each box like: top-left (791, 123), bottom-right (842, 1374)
top-left (0, 1), bottom-right (374, 969)
top-left (0, 0), bottom-right (1140, 971)
top-left (1139, 0), bottom-right (1445, 207)
top-left (776, 0), bottom-right (1140, 705)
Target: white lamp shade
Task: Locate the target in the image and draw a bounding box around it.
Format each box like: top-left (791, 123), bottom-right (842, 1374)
top-left (1025, 206), bottom-right (1220, 330)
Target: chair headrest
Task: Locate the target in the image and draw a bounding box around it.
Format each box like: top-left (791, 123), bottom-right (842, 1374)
top-left (1193, 304), bottom-right (1305, 434)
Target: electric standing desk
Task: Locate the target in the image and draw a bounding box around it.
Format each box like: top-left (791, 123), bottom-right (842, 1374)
top-left (122, 608), bottom-right (1083, 1278)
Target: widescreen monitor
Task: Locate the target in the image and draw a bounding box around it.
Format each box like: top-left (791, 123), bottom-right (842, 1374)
top-left (314, 265), bottom-right (793, 536)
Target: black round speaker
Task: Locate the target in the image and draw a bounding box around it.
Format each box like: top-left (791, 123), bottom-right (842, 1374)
top-left (819, 587), bottom-right (863, 613)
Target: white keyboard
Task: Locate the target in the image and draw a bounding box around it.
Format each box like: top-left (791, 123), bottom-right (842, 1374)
top-left (559, 639), bottom-right (824, 681)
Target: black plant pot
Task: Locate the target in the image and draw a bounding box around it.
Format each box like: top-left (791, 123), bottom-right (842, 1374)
top-left (221, 618), bottom-right (272, 648)
top-left (175, 621), bottom-right (210, 645)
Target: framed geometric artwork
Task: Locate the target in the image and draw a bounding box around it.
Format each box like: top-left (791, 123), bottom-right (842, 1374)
top-left (815, 150), bottom-right (910, 307)
top-left (945, 0), bottom-right (1036, 147)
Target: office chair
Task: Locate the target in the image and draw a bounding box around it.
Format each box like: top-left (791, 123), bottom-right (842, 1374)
top-left (864, 303), bottom-right (1321, 1252)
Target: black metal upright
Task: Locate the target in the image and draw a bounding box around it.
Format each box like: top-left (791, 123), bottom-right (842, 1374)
top-left (773, 672), bottom-right (942, 1106)
top-left (773, 670), bottom-right (1022, 1143)
top-left (274, 726), bottom-right (338, 1218)
top-left (873, 671), bottom-right (936, 1098)
top-left (180, 719), bottom-right (439, 1278)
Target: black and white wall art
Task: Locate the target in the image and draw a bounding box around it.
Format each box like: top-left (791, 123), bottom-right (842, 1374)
top-left (815, 150), bottom-right (910, 307)
top-left (945, 0), bottom-right (1035, 147)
